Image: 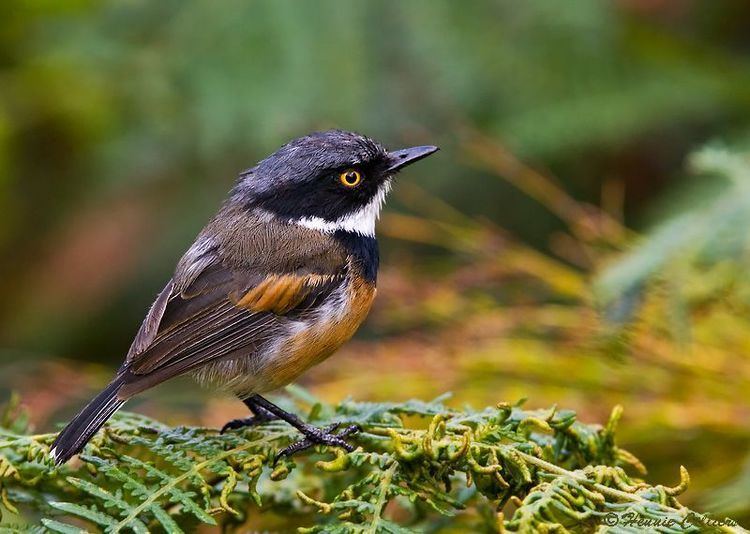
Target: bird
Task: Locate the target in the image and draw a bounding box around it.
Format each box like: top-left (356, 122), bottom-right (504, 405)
top-left (49, 129), bottom-right (438, 465)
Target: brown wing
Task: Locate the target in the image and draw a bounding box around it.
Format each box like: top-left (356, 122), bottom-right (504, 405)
top-left (117, 252), bottom-right (346, 399)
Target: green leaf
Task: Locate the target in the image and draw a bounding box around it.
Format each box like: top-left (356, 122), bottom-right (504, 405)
top-left (40, 519), bottom-right (91, 534)
top-left (0, 393), bottom-right (732, 532)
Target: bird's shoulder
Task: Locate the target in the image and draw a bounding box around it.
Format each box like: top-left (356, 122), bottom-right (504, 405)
top-left (178, 204), bottom-right (350, 288)
top-left (124, 206), bottom-right (350, 365)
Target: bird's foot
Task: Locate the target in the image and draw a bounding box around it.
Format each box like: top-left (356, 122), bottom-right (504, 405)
top-left (220, 408), bottom-right (278, 434)
top-left (277, 423), bottom-right (359, 460)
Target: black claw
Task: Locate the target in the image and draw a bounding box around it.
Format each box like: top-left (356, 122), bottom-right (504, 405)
top-left (220, 414), bottom-right (275, 434)
top-left (220, 418), bottom-right (249, 434)
top-left (241, 395), bottom-right (360, 463)
top-left (276, 423), bottom-right (360, 461)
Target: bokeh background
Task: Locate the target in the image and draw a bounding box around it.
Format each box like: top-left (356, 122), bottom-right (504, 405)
top-left (2, 0), bottom-right (750, 528)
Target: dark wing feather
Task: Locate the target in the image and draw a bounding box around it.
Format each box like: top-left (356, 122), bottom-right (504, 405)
top-left (126, 280), bottom-right (174, 359)
top-left (117, 249), bottom-right (346, 398)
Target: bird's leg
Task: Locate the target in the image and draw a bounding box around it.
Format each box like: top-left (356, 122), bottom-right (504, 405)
top-left (249, 395), bottom-right (359, 459)
top-left (220, 395), bottom-right (279, 433)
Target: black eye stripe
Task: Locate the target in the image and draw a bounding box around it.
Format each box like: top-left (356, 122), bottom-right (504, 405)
top-left (250, 159), bottom-right (386, 221)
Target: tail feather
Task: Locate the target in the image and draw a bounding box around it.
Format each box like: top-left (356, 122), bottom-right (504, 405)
top-left (50, 377), bottom-right (127, 466)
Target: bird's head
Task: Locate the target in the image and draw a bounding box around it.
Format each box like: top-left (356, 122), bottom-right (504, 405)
top-left (233, 130), bottom-right (438, 236)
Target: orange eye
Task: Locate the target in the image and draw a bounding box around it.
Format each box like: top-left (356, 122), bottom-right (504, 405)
top-left (339, 169), bottom-right (362, 187)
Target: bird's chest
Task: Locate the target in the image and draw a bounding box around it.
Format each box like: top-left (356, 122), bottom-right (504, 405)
top-left (258, 275), bottom-right (376, 392)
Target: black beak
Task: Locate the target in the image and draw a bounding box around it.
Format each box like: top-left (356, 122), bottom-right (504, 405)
top-left (386, 145), bottom-right (439, 172)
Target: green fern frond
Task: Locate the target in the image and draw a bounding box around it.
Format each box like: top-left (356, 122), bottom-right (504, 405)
top-left (0, 393), bottom-right (742, 532)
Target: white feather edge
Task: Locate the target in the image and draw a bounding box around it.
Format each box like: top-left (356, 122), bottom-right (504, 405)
top-left (294, 181), bottom-right (391, 237)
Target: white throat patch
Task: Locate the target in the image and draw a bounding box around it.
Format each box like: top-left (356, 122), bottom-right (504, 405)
top-left (295, 181), bottom-right (391, 237)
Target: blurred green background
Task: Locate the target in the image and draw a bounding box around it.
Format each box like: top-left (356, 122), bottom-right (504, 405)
top-left (1, 0), bottom-right (750, 528)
